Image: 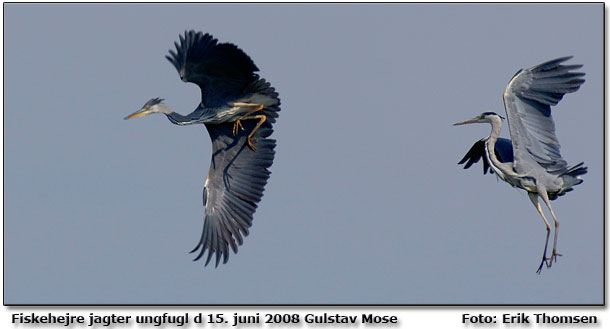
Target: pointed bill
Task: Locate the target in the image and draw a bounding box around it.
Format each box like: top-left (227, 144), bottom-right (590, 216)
top-left (453, 117), bottom-right (480, 126)
top-left (124, 110), bottom-right (147, 120)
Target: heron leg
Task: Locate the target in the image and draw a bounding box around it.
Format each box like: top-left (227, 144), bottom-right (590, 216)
top-left (231, 103), bottom-right (264, 135)
top-left (539, 190), bottom-right (562, 266)
top-left (230, 103), bottom-right (266, 151)
top-left (244, 114), bottom-right (267, 151)
top-left (528, 192), bottom-right (552, 274)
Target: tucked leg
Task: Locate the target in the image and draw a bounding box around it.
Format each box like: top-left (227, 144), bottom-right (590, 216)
top-left (232, 103), bottom-right (264, 135)
top-left (244, 114), bottom-right (267, 151)
top-left (231, 103), bottom-right (266, 151)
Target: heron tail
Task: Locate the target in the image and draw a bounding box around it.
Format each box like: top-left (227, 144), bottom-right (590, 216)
top-left (549, 162), bottom-right (588, 200)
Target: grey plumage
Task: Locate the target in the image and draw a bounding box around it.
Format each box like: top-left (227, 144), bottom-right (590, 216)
top-left (504, 56), bottom-right (585, 175)
top-left (143, 98), bottom-right (164, 108)
top-left (455, 56), bottom-right (586, 273)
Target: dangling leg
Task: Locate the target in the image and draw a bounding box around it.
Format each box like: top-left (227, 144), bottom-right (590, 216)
top-left (528, 192), bottom-right (552, 274)
top-left (231, 103), bottom-right (266, 151)
top-left (538, 189), bottom-right (562, 267)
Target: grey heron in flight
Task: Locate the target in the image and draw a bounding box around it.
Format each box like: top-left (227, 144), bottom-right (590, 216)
top-left (454, 56), bottom-right (586, 273)
top-left (125, 31), bottom-right (280, 267)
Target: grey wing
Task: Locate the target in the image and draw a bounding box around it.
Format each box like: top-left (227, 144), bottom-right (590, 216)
top-left (502, 56), bottom-right (585, 174)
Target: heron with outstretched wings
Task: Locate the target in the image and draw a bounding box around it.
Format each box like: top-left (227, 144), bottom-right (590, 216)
top-left (125, 31), bottom-right (280, 267)
top-left (455, 57), bottom-right (586, 273)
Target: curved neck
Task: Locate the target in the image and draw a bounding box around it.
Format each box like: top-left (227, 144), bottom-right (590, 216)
top-left (166, 112), bottom-right (192, 125)
top-left (486, 116), bottom-right (502, 148)
top-left (162, 104), bottom-right (203, 126)
top-left (485, 116), bottom-right (513, 178)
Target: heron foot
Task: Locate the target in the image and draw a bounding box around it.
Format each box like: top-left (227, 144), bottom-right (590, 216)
top-left (247, 137), bottom-right (258, 151)
top-left (547, 252), bottom-right (562, 267)
top-left (536, 256), bottom-right (548, 274)
top-left (536, 252), bottom-right (562, 274)
top-left (232, 120), bottom-right (244, 136)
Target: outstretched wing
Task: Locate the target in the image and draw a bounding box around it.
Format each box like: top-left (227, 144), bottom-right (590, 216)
top-left (458, 137), bottom-right (514, 175)
top-left (502, 56), bottom-right (585, 174)
top-left (191, 80), bottom-right (280, 267)
top-left (166, 31), bottom-right (259, 108)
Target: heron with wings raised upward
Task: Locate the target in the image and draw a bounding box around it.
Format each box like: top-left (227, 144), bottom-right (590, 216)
top-left (125, 31), bottom-right (280, 267)
top-left (454, 57), bottom-right (586, 273)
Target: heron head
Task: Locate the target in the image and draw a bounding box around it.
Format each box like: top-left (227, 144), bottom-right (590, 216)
top-left (453, 112), bottom-right (503, 126)
top-left (124, 98), bottom-right (167, 120)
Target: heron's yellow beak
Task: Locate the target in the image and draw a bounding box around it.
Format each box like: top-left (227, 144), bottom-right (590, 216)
top-left (124, 110), bottom-right (147, 120)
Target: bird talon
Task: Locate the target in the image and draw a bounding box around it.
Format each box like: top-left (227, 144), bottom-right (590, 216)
top-left (130, 31), bottom-right (280, 267)
top-left (536, 260), bottom-right (546, 274)
top-left (232, 120), bottom-right (243, 136)
top-left (455, 58), bottom-right (585, 275)
top-left (247, 137), bottom-right (258, 151)
top-left (546, 252), bottom-right (562, 268)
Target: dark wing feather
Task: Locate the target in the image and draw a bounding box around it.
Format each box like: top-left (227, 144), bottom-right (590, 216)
top-left (165, 31), bottom-right (259, 108)
top-left (459, 138), bottom-right (513, 175)
top-left (494, 137), bottom-right (514, 164)
top-left (458, 139), bottom-right (489, 173)
top-left (191, 80), bottom-right (280, 267)
top-left (502, 56), bottom-right (585, 174)
top-left (241, 79), bottom-right (280, 124)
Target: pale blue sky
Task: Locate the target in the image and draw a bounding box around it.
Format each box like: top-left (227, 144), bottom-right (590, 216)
top-left (4, 3), bottom-right (603, 304)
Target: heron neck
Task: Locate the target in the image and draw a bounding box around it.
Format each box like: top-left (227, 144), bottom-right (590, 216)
top-left (165, 109), bottom-right (204, 126)
top-left (487, 117), bottom-right (502, 148)
top-left (166, 112), bottom-right (189, 125)
top-left (485, 117), bottom-right (512, 177)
